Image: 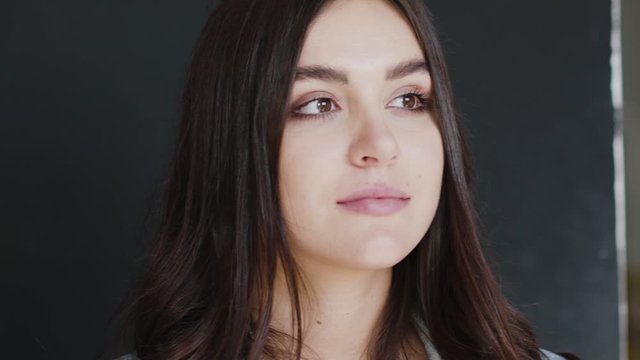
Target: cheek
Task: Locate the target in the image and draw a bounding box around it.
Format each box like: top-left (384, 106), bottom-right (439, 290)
top-left (407, 127), bottom-right (444, 191)
top-left (278, 128), bottom-right (340, 233)
top-left (399, 127), bottom-right (445, 227)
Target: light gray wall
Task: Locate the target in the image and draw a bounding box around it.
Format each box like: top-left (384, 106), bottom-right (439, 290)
top-left (622, 0), bottom-right (640, 357)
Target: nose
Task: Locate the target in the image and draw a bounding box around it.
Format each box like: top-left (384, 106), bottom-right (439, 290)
top-left (347, 112), bottom-right (399, 168)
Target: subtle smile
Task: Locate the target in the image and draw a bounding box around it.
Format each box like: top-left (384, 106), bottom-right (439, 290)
top-left (336, 184), bottom-right (411, 216)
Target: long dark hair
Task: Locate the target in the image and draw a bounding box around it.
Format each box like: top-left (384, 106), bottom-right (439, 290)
top-left (127, 0), bottom-right (542, 359)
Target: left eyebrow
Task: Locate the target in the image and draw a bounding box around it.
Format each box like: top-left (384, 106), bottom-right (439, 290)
top-left (385, 59), bottom-right (428, 81)
top-left (294, 58), bottom-right (429, 84)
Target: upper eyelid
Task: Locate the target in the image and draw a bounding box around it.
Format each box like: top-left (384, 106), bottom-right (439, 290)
top-left (291, 92), bottom-right (340, 110)
top-left (295, 83), bottom-right (427, 100)
top-left (293, 90), bottom-right (427, 109)
top-left (291, 94), bottom-right (427, 119)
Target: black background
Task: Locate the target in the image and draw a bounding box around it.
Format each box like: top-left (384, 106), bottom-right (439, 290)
top-left (0, 0), bottom-right (618, 359)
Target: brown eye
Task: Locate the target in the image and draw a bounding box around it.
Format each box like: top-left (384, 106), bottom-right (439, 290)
top-left (401, 95), bottom-right (418, 109)
top-left (388, 92), bottom-right (429, 111)
top-left (316, 98), bottom-right (332, 113)
top-left (294, 97), bottom-right (338, 117)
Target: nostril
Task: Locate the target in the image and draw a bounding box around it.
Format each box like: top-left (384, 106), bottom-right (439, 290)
top-left (361, 156), bottom-right (384, 166)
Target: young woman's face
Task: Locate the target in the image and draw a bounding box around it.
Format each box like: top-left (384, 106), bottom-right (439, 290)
top-left (279, 0), bottom-right (444, 271)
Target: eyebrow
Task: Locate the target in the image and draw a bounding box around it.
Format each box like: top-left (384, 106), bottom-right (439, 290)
top-left (294, 59), bottom-right (428, 84)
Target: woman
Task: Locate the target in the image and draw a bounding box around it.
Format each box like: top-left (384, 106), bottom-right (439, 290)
top-left (118, 0), bottom-right (572, 359)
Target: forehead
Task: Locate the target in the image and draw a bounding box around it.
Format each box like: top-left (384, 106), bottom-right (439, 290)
top-left (298, 0), bottom-right (424, 71)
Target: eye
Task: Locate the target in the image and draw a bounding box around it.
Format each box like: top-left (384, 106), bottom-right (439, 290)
top-left (293, 97), bottom-right (339, 118)
top-left (388, 92), bottom-right (431, 111)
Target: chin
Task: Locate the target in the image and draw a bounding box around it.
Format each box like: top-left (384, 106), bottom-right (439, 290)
top-left (354, 256), bottom-right (408, 271)
top-left (349, 237), bottom-right (419, 270)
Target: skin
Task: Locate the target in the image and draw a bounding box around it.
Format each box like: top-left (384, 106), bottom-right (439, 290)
top-left (275, 0), bottom-right (444, 358)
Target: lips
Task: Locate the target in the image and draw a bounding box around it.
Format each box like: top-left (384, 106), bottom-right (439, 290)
top-left (337, 184), bottom-right (410, 216)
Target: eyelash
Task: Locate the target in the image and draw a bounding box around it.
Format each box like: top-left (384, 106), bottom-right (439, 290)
top-left (290, 89), bottom-right (433, 121)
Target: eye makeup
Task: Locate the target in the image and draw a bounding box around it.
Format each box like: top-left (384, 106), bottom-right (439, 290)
top-left (288, 87), bottom-right (433, 121)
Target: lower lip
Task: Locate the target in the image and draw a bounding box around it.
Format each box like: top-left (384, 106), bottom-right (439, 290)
top-left (337, 198), bottom-right (410, 216)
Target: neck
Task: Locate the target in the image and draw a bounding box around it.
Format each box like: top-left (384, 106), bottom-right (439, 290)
top-left (271, 259), bottom-right (392, 360)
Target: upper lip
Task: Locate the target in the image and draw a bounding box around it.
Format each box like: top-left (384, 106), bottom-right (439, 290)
top-left (337, 184), bottom-right (410, 203)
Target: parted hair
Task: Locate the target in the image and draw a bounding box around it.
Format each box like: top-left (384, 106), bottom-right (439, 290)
top-left (125, 0), bottom-right (543, 359)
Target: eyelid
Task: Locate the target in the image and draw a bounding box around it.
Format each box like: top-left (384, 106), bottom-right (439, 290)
top-left (388, 86), bottom-right (429, 102)
top-left (291, 91), bottom-right (340, 109)
top-left (288, 86), bottom-right (432, 121)
top-left (289, 92), bottom-right (342, 121)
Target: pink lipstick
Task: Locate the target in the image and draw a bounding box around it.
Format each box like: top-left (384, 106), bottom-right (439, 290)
top-left (336, 184), bottom-right (410, 216)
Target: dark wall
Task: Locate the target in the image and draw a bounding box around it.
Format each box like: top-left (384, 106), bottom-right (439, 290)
top-left (427, 1), bottom-right (618, 359)
top-left (0, 1), bottom-right (211, 358)
top-left (0, 0), bottom-right (618, 359)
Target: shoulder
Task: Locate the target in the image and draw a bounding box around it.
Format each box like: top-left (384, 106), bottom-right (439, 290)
top-left (114, 354), bottom-right (138, 360)
top-left (115, 349), bottom-right (567, 359)
top-left (412, 314), bottom-right (569, 360)
top-left (540, 348), bottom-right (569, 360)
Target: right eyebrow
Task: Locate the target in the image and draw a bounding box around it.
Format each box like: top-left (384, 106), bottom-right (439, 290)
top-left (294, 65), bottom-right (349, 84)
